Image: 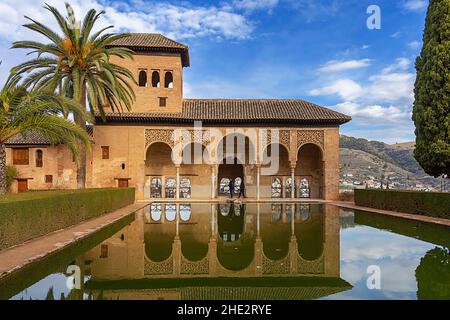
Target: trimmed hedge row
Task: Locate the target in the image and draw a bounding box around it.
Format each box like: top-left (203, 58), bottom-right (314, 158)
top-left (354, 189), bottom-right (450, 219)
top-left (0, 188), bottom-right (135, 251)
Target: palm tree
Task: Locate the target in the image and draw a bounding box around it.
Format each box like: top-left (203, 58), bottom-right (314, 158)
top-left (0, 76), bottom-right (91, 195)
top-left (11, 3), bottom-right (136, 188)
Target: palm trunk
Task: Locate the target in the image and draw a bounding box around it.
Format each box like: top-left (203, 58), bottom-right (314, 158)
top-left (0, 142), bottom-right (7, 195)
top-left (76, 87), bottom-right (87, 189)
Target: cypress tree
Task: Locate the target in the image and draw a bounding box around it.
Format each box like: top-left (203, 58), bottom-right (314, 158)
top-left (412, 0), bottom-right (450, 177)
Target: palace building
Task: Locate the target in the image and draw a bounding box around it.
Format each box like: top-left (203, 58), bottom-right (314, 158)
top-left (5, 33), bottom-right (351, 200)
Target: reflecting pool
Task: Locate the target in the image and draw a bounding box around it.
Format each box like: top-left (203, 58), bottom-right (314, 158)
top-left (2, 203), bottom-right (449, 300)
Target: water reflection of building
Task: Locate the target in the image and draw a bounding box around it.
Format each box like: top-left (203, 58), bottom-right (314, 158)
top-left (84, 204), bottom-right (350, 300)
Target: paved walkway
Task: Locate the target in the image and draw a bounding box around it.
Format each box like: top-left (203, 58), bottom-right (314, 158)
top-left (0, 203), bottom-right (146, 280)
top-left (330, 201), bottom-right (450, 227)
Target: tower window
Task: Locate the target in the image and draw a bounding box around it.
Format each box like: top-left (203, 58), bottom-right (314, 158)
top-left (36, 150), bottom-right (43, 167)
top-left (159, 97), bottom-right (167, 107)
top-left (45, 175), bottom-right (53, 183)
top-left (101, 146), bottom-right (110, 159)
top-left (164, 71), bottom-right (174, 88)
top-left (151, 70), bottom-right (160, 88)
top-left (138, 70), bottom-right (147, 87)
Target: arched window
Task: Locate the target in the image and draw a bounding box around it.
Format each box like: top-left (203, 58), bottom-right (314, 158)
top-left (180, 204), bottom-right (191, 221)
top-left (271, 177), bottom-right (282, 198)
top-left (165, 178), bottom-right (176, 198)
top-left (165, 204), bottom-right (176, 221)
top-left (219, 178), bottom-right (230, 195)
top-left (180, 178), bottom-right (191, 198)
top-left (299, 204), bottom-right (311, 221)
top-left (35, 150), bottom-right (43, 167)
top-left (164, 71), bottom-right (173, 88)
top-left (219, 204), bottom-right (231, 217)
top-left (285, 204), bottom-right (294, 222)
top-left (138, 70), bottom-right (147, 87)
top-left (234, 177), bottom-right (242, 194)
top-left (285, 177), bottom-right (293, 198)
top-left (299, 178), bottom-right (311, 198)
top-left (150, 203), bottom-right (162, 221)
top-left (151, 70), bottom-right (160, 88)
top-left (271, 204), bottom-right (282, 221)
top-left (150, 178), bottom-right (162, 198)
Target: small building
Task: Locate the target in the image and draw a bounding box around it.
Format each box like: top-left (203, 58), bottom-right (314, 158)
top-left (5, 33), bottom-right (351, 200)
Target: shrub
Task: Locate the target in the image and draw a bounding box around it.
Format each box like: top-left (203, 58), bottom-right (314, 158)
top-left (354, 189), bottom-right (450, 219)
top-left (5, 166), bottom-right (18, 192)
top-left (0, 188), bottom-right (135, 250)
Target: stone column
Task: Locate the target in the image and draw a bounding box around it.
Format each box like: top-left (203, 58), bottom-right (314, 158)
top-left (176, 165), bottom-right (180, 199)
top-left (161, 176), bottom-right (166, 199)
top-left (290, 163), bottom-right (296, 199)
top-left (208, 236), bottom-right (218, 276)
top-left (211, 204), bottom-right (216, 235)
top-left (256, 164), bottom-right (261, 200)
top-left (176, 203), bottom-right (180, 237)
top-left (211, 165), bottom-right (216, 199)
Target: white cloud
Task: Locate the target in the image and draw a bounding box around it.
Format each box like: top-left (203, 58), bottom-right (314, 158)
top-left (332, 101), bottom-right (411, 124)
top-left (408, 40), bottom-right (421, 49)
top-left (318, 59), bottom-right (372, 73)
top-left (309, 56), bottom-right (416, 142)
top-left (382, 58), bottom-right (411, 74)
top-left (0, 0), bottom-right (254, 41)
top-left (391, 31), bottom-right (402, 38)
top-left (368, 72), bottom-right (415, 103)
top-left (402, 0), bottom-right (428, 11)
top-left (233, 0), bottom-right (279, 11)
top-left (309, 79), bottom-right (363, 100)
top-left (310, 58), bottom-right (415, 104)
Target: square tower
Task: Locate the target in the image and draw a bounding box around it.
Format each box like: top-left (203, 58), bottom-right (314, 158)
top-left (107, 34), bottom-right (190, 113)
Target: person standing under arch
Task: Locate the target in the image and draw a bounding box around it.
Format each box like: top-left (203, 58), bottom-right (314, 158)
top-left (238, 177), bottom-right (246, 198)
top-left (228, 179), bottom-right (235, 199)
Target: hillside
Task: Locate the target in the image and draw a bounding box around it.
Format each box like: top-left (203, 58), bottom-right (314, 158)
top-left (339, 135), bottom-right (442, 191)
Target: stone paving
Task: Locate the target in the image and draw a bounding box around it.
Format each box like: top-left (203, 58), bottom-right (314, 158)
top-left (330, 201), bottom-right (450, 227)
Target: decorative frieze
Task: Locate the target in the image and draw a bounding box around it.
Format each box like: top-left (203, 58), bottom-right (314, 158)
top-left (144, 255), bottom-right (174, 275)
top-left (260, 129), bottom-right (291, 151)
top-left (262, 253), bottom-right (290, 275)
top-left (297, 130), bottom-right (324, 150)
top-left (297, 254), bottom-right (324, 274)
top-left (145, 129), bottom-right (174, 148)
top-left (181, 256), bottom-right (209, 274)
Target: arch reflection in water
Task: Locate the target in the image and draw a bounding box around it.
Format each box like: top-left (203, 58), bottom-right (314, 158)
top-left (85, 203), bottom-right (342, 299)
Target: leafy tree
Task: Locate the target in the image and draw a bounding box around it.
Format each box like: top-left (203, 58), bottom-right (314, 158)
top-left (0, 76), bottom-right (91, 195)
top-left (11, 3), bottom-right (135, 188)
top-left (412, 0), bottom-right (450, 177)
top-left (415, 247), bottom-right (450, 300)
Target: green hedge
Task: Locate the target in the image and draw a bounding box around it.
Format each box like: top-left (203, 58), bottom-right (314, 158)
top-left (0, 188), bottom-right (135, 251)
top-left (354, 189), bottom-right (450, 219)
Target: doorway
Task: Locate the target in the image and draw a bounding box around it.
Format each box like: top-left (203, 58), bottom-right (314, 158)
top-left (17, 179), bottom-right (28, 193)
top-left (218, 158), bottom-right (244, 196)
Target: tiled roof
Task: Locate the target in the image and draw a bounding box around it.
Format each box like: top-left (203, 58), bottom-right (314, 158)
top-left (108, 33), bottom-right (190, 67)
top-left (5, 125), bottom-right (94, 146)
top-left (95, 99), bottom-right (351, 125)
top-left (5, 131), bottom-right (50, 145)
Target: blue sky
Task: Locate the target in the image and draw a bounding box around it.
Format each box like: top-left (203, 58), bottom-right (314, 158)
top-left (0, 0), bottom-right (429, 143)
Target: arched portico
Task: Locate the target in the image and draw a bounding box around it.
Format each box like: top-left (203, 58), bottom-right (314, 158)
top-left (140, 127), bottom-right (336, 200)
top-left (295, 143), bottom-right (324, 199)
